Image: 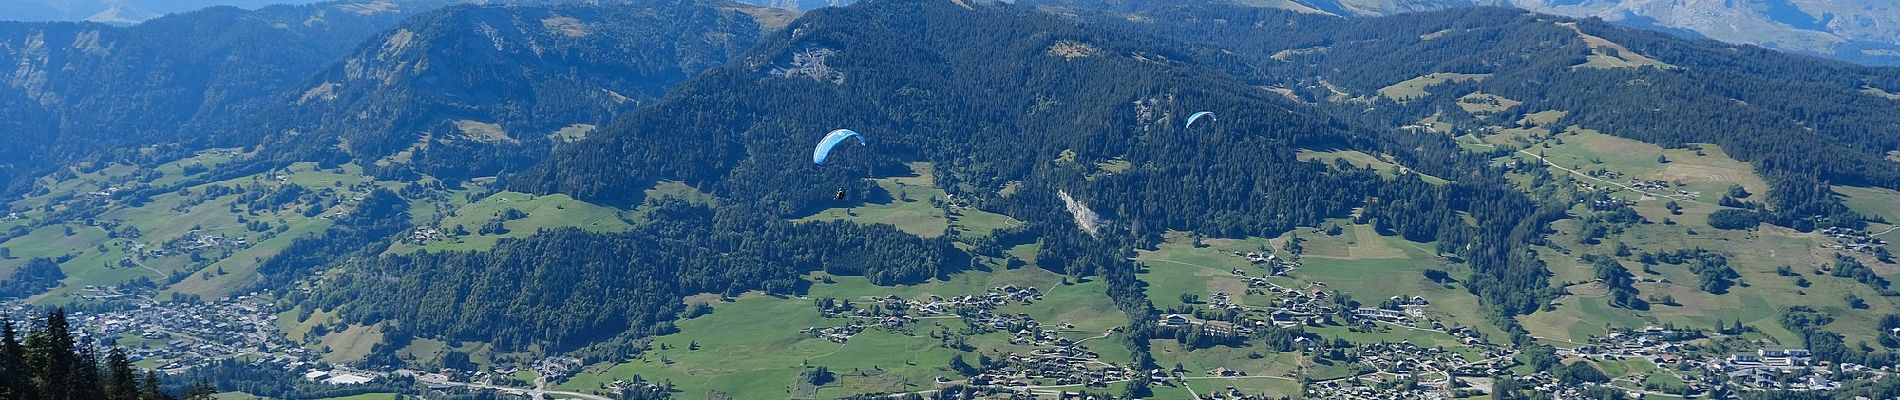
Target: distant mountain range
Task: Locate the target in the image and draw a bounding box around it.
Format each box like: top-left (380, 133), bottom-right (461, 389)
top-left (1247, 0), bottom-right (1900, 66)
top-left (9, 0), bottom-right (1895, 64)
top-left (0, 0), bottom-right (330, 23)
top-left (1513, 1), bottom-right (1886, 65)
top-left (739, 0), bottom-right (1900, 66)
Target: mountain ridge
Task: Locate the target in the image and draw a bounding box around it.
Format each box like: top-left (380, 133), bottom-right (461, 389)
top-left (0, 0), bottom-right (448, 195)
top-left (755, 0), bottom-right (1900, 65)
top-left (258, 0), bottom-right (785, 182)
top-left (0, 0), bottom-right (364, 23)
top-left (1292, 0), bottom-right (1900, 66)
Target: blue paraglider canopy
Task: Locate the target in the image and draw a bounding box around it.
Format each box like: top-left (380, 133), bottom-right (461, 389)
top-left (813, 129), bottom-right (866, 164)
top-left (1185, 111), bottom-right (1217, 129)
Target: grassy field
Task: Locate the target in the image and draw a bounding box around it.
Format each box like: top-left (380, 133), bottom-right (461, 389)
top-left (511, 369), bottom-right (539, 385)
top-left (276, 307), bottom-right (336, 344)
top-left (1526, 215), bottom-right (1884, 346)
top-left (1133, 223), bottom-right (1511, 388)
top-left (1520, 110), bottom-right (1569, 127)
top-left (312, 394), bottom-right (403, 400)
top-left (549, 123), bottom-right (596, 142)
top-left (1524, 196), bottom-right (1879, 347)
top-left (1415, 114), bottom-right (1454, 133)
top-left (1134, 225), bottom-right (1502, 341)
top-left (1863, 86), bottom-right (1900, 100)
top-left (0, 152), bottom-right (628, 303)
top-left (1134, 231), bottom-right (1286, 305)
top-left (799, 164), bottom-right (951, 238)
top-left (1377, 73), bottom-right (1490, 101)
top-left (1086, 158), bottom-right (1135, 182)
top-left (1590, 357), bottom-right (1657, 379)
top-left (387, 191), bottom-right (632, 254)
top-left (619, 180), bottom-right (721, 225)
top-left (279, 305), bottom-right (398, 366)
top-left (166, 214), bottom-right (336, 300)
top-left (160, 163), bottom-right (377, 300)
top-left (1145, 341), bottom-right (1307, 390)
top-left (1179, 375), bottom-right (1303, 398)
top-left (556, 262), bottom-right (1125, 399)
top-left (0, 158), bottom-right (395, 302)
top-left (1837, 185), bottom-right (1900, 223)
top-left (0, 224), bottom-right (114, 279)
top-left (454, 120), bottom-right (514, 143)
top-left (393, 338), bottom-right (503, 370)
top-left (1559, 22), bottom-right (1672, 69)
top-left (1456, 92), bottom-right (1522, 114)
top-left (3, 151), bottom-right (220, 212)
top-left (1468, 114), bottom-right (1899, 346)
top-left (1297, 149), bottom-right (1450, 185)
top-left (1642, 370), bottom-right (1690, 394)
top-left (318, 324), bottom-right (385, 364)
top-left (1285, 224), bottom-right (1506, 340)
top-left (1505, 127), bottom-right (1770, 208)
top-left (798, 163), bottom-right (1022, 240)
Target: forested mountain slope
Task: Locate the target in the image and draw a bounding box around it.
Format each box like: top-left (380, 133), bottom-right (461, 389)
top-left (0, 0), bottom-right (797, 302)
top-left (257, 0), bottom-right (790, 182)
top-left (1041, 3), bottom-right (1900, 228)
top-left (0, 1), bottom-right (443, 195)
top-left (339, 0), bottom-right (1553, 358)
top-left (3, 0), bottom-right (1900, 397)
top-left (1039, 0), bottom-right (1900, 386)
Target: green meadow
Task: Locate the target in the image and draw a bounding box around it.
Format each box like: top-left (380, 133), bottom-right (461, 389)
top-left (1297, 149), bottom-right (1450, 185)
top-left (797, 162), bottom-right (1022, 240)
top-left (1481, 111), bottom-right (1893, 347)
top-left (1378, 73), bottom-right (1490, 101)
top-left (387, 191), bottom-right (633, 254)
top-left (556, 264), bottom-right (1128, 399)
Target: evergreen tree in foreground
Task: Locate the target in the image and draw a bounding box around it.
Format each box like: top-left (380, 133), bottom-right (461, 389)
top-left (0, 309), bottom-right (185, 400)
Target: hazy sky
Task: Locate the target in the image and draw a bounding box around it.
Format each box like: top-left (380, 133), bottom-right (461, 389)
top-left (1, 0), bottom-right (326, 23)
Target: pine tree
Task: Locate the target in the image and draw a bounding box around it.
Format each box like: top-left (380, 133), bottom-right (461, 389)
top-left (1121, 374), bottom-right (1151, 398)
top-left (106, 349), bottom-right (139, 400)
top-left (139, 371), bottom-right (167, 400)
top-left (25, 309), bottom-right (84, 400)
top-left (948, 354), bottom-right (977, 376)
top-left (0, 318), bottom-right (25, 400)
top-left (71, 344), bottom-right (107, 400)
top-left (0, 310), bottom-right (160, 400)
